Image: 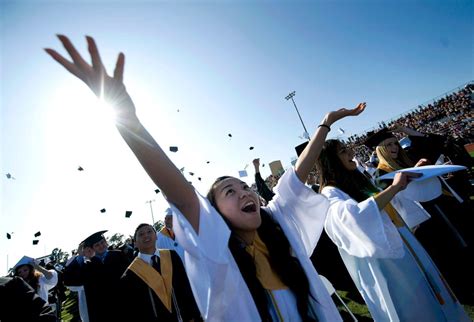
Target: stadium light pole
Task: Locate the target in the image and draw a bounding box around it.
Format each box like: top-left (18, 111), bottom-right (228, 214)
top-left (145, 199), bottom-right (156, 224)
top-left (285, 91), bottom-right (309, 139)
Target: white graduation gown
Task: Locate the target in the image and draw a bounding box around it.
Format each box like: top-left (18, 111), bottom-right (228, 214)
top-left (156, 230), bottom-right (185, 262)
top-left (37, 270), bottom-right (58, 304)
top-left (171, 167), bottom-right (341, 322)
top-left (322, 186), bottom-right (469, 322)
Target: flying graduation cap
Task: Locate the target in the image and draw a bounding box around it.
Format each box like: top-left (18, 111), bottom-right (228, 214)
top-left (77, 166), bottom-right (84, 171)
top-left (33, 240), bottom-right (39, 245)
top-left (228, 133), bottom-right (232, 138)
top-left (154, 188), bottom-right (161, 194)
top-left (206, 161), bottom-right (210, 164)
top-left (125, 211), bottom-right (132, 218)
top-left (249, 146), bottom-right (254, 150)
top-left (6, 173), bottom-right (16, 180)
top-left (198, 177), bottom-right (202, 181)
top-left (169, 146), bottom-right (178, 152)
top-left (6, 233), bottom-right (12, 240)
top-left (189, 172), bottom-right (194, 176)
top-left (100, 208), bottom-right (106, 213)
top-left (34, 231), bottom-right (41, 238)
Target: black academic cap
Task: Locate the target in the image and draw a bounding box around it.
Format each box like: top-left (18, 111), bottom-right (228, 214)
top-left (228, 133), bottom-right (232, 138)
top-left (32, 240), bottom-right (39, 245)
top-left (100, 208), bottom-right (106, 213)
top-left (83, 230), bottom-right (108, 248)
top-left (6, 233), bottom-right (11, 239)
top-left (189, 172), bottom-right (194, 176)
top-left (262, 164), bottom-right (265, 167)
top-left (198, 177), bottom-right (202, 181)
top-left (206, 161), bottom-right (210, 164)
top-left (363, 128), bottom-right (395, 149)
top-left (295, 141), bottom-right (309, 157)
top-left (125, 211), bottom-right (132, 218)
top-left (34, 231), bottom-right (41, 237)
top-left (6, 173), bottom-right (12, 179)
top-left (154, 188), bottom-right (161, 194)
top-left (249, 146), bottom-right (254, 150)
top-left (77, 166), bottom-right (84, 171)
top-left (169, 146), bottom-right (178, 152)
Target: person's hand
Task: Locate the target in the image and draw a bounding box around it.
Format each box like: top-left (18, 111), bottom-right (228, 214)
top-left (323, 102), bottom-right (366, 126)
top-left (414, 158), bottom-right (430, 167)
top-left (252, 158), bottom-right (260, 168)
top-left (391, 171), bottom-right (422, 192)
top-left (45, 35), bottom-right (136, 122)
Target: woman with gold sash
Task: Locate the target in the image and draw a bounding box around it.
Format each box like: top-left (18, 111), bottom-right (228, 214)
top-left (45, 35), bottom-right (357, 321)
top-left (316, 138), bottom-right (469, 321)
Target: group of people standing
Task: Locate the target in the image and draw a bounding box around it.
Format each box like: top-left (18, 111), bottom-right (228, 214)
top-left (4, 34), bottom-right (471, 322)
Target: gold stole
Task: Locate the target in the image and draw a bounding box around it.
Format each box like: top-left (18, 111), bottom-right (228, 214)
top-left (160, 227), bottom-right (175, 240)
top-left (127, 250), bottom-right (173, 312)
top-left (245, 232), bottom-right (288, 290)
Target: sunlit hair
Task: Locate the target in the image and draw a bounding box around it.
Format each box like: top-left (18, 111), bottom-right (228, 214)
top-left (317, 140), bottom-right (379, 202)
top-left (133, 223), bottom-right (156, 240)
top-left (375, 141), bottom-right (413, 172)
top-left (15, 264), bottom-right (41, 292)
top-left (207, 176), bottom-right (316, 321)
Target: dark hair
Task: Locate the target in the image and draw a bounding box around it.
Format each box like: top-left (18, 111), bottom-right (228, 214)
top-left (207, 177), bottom-right (316, 321)
top-left (317, 139), bottom-right (378, 202)
top-left (134, 223), bottom-right (156, 240)
top-left (15, 264), bottom-right (41, 292)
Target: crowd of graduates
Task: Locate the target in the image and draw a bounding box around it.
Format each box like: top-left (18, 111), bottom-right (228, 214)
top-left (1, 35), bottom-right (473, 322)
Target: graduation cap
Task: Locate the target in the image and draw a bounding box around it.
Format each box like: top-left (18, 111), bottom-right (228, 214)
top-left (34, 231), bottom-right (41, 238)
top-left (262, 164), bottom-right (265, 167)
top-left (228, 133), bottom-right (232, 138)
top-left (189, 172), bottom-right (194, 176)
top-left (6, 233), bottom-right (11, 239)
top-left (13, 256), bottom-right (35, 270)
top-left (154, 188), bottom-right (161, 194)
top-left (198, 177), bottom-right (202, 181)
top-left (83, 230), bottom-right (108, 248)
top-left (249, 146), bottom-right (254, 150)
top-left (100, 208), bottom-right (106, 213)
top-left (169, 146), bottom-right (178, 152)
top-left (77, 166), bottom-right (84, 171)
top-left (206, 161), bottom-right (210, 164)
top-left (295, 141), bottom-right (309, 157)
top-left (363, 128), bottom-right (395, 149)
top-left (125, 211), bottom-right (132, 218)
top-left (32, 240), bottom-right (39, 245)
top-left (6, 173), bottom-right (15, 180)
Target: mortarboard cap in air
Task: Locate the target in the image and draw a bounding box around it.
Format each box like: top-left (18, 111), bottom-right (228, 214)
top-left (100, 208), bottom-right (106, 213)
top-left (83, 230), bottom-right (108, 248)
top-left (34, 231), bottom-right (41, 237)
top-left (249, 146), bottom-right (254, 150)
top-left (32, 240), bottom-right (39, 245)
top-left (154, 188), bottom-right (160, 194)
top-left (169, 146), bottom-right (178, 152)
top-left (363, 128), bottom-right (395, 149)
top-left (78, 166), bottom-right (84, 171)
top-left (6, 233), bottom-right (11, 239)
top-left (125, 211), bottom-right (132, 218)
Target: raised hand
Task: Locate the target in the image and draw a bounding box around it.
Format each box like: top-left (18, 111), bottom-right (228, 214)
top-left (414, 158), bottom-right (430, 167)
top-left (323, 102), bottom-right (366, 126)
top-left (392, 171), bottom-right (422, 192)
top-left (45, 35), bottom-right (135, 120)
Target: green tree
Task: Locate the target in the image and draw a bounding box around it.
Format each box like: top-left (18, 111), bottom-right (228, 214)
top-left (153, 220), bottom-right (164, 232)
top-left (107, 233), bottom-right (125, 248)
top-left (49, 248), bottom-right (70, 265)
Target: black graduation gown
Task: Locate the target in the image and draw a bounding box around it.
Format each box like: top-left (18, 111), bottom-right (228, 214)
top-left (0, 276), bottom-right (56, 322)
top-left (63, 250), bottom-right (131, 322)
top-left (120, 250), bottom-right (201, 322)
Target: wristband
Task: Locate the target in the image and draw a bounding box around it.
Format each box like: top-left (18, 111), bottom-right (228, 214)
top-left (318, 124), bottom-right (331, 131)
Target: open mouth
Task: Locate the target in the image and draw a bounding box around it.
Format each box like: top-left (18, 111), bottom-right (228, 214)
top-left (241, 201), bottom-right (257, 213)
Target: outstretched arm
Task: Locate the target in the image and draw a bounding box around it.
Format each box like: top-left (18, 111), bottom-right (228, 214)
top-left (295, 102), bottom-right (366, 182)
top-left (45, 35), bottom-right (200, 232)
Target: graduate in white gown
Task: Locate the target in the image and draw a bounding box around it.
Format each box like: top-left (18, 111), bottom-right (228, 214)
top-left (44, 35), bottom-right (367, 321)
top-left (316, 138), bottom-right (469, 322)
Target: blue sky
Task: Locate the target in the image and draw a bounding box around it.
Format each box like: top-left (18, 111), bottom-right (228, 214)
top-left (1, 0), bottom-right (472, 274)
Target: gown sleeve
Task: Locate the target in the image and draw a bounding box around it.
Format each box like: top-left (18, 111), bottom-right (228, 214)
top-left (322, 186), bottom-right (404, 258)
